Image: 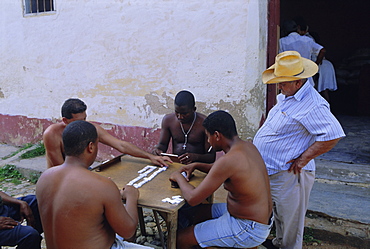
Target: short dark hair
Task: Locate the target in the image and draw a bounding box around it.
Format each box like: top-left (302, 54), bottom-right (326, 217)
top-left (294, 16), bottom-right (308, 31)
top-left (282, 19), bottom-right (297, 34)
top-left (61, 98), bottom-right (87, 119)
top-left (63, 120), bottom-right (98, 157)
top-left (174, 90), bottom-right (195, 108)
top-left (203, 110), bottom-right (237, 139)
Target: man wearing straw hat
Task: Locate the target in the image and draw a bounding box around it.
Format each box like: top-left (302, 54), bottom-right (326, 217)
top-left (253, 51), bottom-right (345, 249)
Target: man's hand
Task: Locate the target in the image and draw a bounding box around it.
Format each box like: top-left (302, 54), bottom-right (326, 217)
top-left (151, 148), bottom-right (163, 156)
top-left (180, 163), bottom-right (196, 181)
top-left (120, 185), bottom-right (139, 201)
top-left (0, 216), bottom-right (18, 230)
top-left (18, 200), bottom-right (36, 228)
top-left (169, 170), bottom-right (182, 183)
top-left (149, 155), bottom-right (172, 167)
top-left (178, 153), bottom-right (197, 164)
top-left (288, 139), bottom-right (341, 174)
top-left (287, 156), bottom-right (309, 174)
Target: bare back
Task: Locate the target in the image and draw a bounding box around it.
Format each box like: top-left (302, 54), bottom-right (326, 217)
top-left (43, 123), bottom-right (65, 168)
top-left (192, 139), bottom-right (272, 224)
top-left (36, 165), bottom-right (130, 249)
top-left (221, 140), bottom-right (272, 224)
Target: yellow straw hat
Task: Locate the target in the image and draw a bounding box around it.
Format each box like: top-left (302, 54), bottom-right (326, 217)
top-left (262, 51), bottom-right (318, 84)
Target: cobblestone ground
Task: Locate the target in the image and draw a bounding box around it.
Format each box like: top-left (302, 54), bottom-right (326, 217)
top-left (0, 180), bottom-right (165, 249)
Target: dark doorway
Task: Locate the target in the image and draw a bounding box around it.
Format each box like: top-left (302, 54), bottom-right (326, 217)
top-left (280, 0), bottom-right (370, 116)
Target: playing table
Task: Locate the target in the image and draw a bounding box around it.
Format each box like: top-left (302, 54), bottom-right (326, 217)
top-left (93, 155), bottom-right (209, 249)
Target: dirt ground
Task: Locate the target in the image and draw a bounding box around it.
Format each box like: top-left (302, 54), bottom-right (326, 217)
top-left (216, 185), bottom-right (368, 249)
top-left (303, 243), bottom-right (358, 249)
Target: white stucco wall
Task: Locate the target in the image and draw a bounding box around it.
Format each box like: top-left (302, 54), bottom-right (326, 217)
top-left (0, 0), bottom-right (267, 139)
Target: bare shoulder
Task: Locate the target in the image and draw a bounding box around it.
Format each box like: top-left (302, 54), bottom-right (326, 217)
top-left (224, 140), bottom-right (262, 165)
top-left (90, 122), bottom-right (105, 132)
top-left (90, 122), bottom-right (113, 142)
top-left (196, 112), bottom-right (207, 120)
top-left (83, 170), bottom-right (119, 192)
top-left (43, 123), bottom-right (65, 136)
top-left (211, 153), bottom-right (236, 171)
top-left (163, 113), bottom-right (176, 122)
top-left (36, 166), bottom-right (62, 190)
top-left (38, 166), bottom-right (59, 179)
top-left (162, 113), bottom-right (177, 127)
top-left (83, 172), bottom-right (122, 204)
top-left (37, 166), bottom-right (117, 195)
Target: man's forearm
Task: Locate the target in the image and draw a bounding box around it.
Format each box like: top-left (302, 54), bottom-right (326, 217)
top-left (176, 175), bottom-right (198, 205)
top-left (316, 48), bottom-right (326, 65)
top-left (300, 138), bottom-right (341, 164)
top-left (118, 141), bottom-right (153, 160)
top-left (0, 192), bottom-right (21, 206)
top-left (193, 162), bottom-right (213, 173)
top-left (125, 198), bottom-right (139, 223)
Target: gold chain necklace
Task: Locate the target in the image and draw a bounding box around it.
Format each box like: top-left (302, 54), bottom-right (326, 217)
top-left (179, 112), bottom-right (197, 150)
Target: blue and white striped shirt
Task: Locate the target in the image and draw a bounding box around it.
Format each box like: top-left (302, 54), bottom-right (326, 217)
top-left (254, 82), bottom-right (345, 175)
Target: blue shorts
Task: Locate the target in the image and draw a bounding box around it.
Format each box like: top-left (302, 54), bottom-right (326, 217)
top-left (194, 203), bottom-right (272, 248)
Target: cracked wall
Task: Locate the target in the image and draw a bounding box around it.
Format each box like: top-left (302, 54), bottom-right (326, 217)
top-left (0, 0), bottom-right (268, 155)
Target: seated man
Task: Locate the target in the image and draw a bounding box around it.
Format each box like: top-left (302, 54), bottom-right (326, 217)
top-left (0, 191), bottom-right (43, 249)
top-left (169, 110), bottom-right (272, 249)
top-left (152, 90), bottom-right (215, 164)
top-left (36, 120), bottom-right (150, 249)
top-left (43, 98), bottom-right (170, 168)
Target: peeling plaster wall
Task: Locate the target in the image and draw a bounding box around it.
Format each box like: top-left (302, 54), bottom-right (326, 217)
top-left (0, 0), bottom-right (267, 152)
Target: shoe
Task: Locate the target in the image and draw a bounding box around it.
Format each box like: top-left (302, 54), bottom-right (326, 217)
top-left (262, 239), bottom-right (279, 249)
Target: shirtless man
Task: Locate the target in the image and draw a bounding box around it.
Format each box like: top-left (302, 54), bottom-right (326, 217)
top-left (152, 90), bottom-right (215, 164)
top-left (43, 98), bottom-right (170, 168)
top-left (36, 120), bottom-right (150, 249)
top-left (169, 110), bottom-right (273, 249)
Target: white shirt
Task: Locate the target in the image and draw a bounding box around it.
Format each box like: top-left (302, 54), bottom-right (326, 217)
top-left (253, 82), bottom-right (345, 175)
top-left (279, 32), bottom-right (323, 60)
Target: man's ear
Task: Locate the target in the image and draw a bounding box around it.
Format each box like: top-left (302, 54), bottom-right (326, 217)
top-left (62, 117), bottom-right (69, 124)
top-left (87, 142), bottom-right (95, 154)
top-left (214, 131), bottom-right (221, 141)
top-left (194, 106), bottom-right (197, 112)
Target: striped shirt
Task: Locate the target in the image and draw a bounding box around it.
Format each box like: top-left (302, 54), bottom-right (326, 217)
top-left (254, 82), bottom-right (345, 175)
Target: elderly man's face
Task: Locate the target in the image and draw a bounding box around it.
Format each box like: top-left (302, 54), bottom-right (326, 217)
top-left (278, 80), bottom-right (303, 96)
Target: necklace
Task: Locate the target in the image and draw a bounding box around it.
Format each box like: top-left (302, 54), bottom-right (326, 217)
top-left (179, 112), bottom-right (197, 150)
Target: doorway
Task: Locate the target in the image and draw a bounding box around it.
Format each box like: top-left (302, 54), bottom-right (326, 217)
top-left (277, 0), bottom-right (370, 116)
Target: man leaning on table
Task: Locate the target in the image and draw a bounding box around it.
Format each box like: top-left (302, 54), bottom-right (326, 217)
top-left (170, 110), bottom-right (273, 249)
top-left (43, 98), bottom-right (171, 168)
top-left (37, 120), bottom-right (151, 249)
top-left (254, 51), bottom-right (345, 249)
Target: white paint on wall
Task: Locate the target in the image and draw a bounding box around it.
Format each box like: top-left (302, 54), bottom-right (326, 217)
top-left (0, 0), bottom-right (267, 138)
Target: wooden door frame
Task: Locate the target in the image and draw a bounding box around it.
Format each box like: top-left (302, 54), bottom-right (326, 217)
top-left (266, 0), bottom-right (280, 114)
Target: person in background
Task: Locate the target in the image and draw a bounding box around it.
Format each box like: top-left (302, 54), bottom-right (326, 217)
top-left (295, 19), bottom-right (338, 103)
top-left (279, 19), bottom-right (326, 65)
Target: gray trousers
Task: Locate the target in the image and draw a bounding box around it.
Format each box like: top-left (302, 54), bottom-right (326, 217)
top-left (269, 170), bottom-right (315, 249)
